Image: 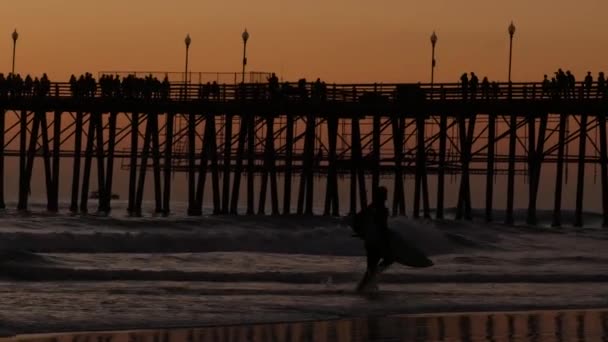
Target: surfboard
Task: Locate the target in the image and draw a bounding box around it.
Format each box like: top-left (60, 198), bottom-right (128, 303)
top-left (353, 213), bottom-right (434, 268)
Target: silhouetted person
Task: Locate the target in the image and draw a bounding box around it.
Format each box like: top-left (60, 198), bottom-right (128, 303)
top-left (481, 77), bottom-right (490, 99)
top-left (557, 69), bottom-right (567, 98)
top-left (598, 72), bottom-right (606, 98)
top-left (298, 78), bottom-right (308, 101)
top-left (312, 78), bottom-right (326, 101)
top-left (469, 72), bottom-right (479, 99)
top-left (24, 75), bottom-right (32, 97)
top-left (551, 77), bottom-right (559, 99)
top-left (566, 70), bottom-right (575, 98)
top-left (491, 81), bottom-right (500, 99)
top-left (584, 71), bottom-right (593, 98)
top-left (268, 73), bottom-right (279, 100)
top-left (354, 186), bottom-right (393, 292)
top-left (542, 75), bottom-right (550, 98)
top-left (460, 73), bottom-right (469, 100)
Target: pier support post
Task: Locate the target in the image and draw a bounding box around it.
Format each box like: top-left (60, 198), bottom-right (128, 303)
top-left (552, 114), bottom-right (567, 227)
top-left (49, 110), bottom-right (62, 212)
top-left (94, 113), bottom-right (106, 213)
top-left (283, 114), bottom-right (294, 215)
top-left (17, 111), bottom-right (28, 211)
top-left (162, 112), bottom-right (174, 216)
top-left (414, 115), bottom-right (431, 218)
top-left (299, 112), bottom-right (316, 215)
top-left (22, 111), bottom-right (42, 212)
top-left (246, 114), bottom-right (255, 215)
top-left (195, 114), bottom-right (221, 215)
top-left (437, 115), bottom-right (447, 220)
top-left (456, 113), bottom-right (476, 220)
top-left (82, 114), bottom-right (97, 212)
top-left (104, 112), bottom-right (117, 214)
top-left (230, 115), bottom-right (247, 214)
top-left (135, 114), bottom-right (153, 216)
top-left (324, 115), bottom-right (339, 216)
top-left (505, 113), bottom-right (517, 225)
top-left (209, 115), bottom-right (221, 214)
top-left (350, 115), bottom-right (367, 212)
top-left (575, 113), bottom-right (588, 227)
top-left (70, 112), bottom-right (83, 213)
top-left (150, 113), bottom-right (162, 214)
top-left (599, 112), bottom-right (608, 227)
top-left (187, 113), bottom-right (198, 215)
top-left (128, 113), bottom-right (139, 215)
top-left (391, 115), bottom-right (406, 216)
top-left (485, 113), bottom-right (495, 222)
top-left (259, 115), bottom-right (279, 215)
top-left (0, 109), bottom-right (5, 210)
top-left (40, 113), bottom-right (53, 212)
top-left (372, 115), bottom-right (381, 192)
top-left (526, 115), bottom-right (537, 225)
top-left (221, 114), bottom-right (233, 214)
top-left (527, 113), bottom-right (548, 225)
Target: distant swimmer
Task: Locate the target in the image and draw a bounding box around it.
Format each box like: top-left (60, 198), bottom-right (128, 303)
top-left (353, 186), bottom-right (394, 292)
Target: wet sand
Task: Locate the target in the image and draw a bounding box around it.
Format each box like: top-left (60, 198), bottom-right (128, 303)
top-left (7, 308), bottom-right (608, 342)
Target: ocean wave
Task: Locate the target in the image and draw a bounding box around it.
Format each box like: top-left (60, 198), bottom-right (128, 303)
top-left (2, 263), bottom-right (608, 284)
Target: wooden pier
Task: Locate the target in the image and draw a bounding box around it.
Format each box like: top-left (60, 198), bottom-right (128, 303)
top-left (0, 79), bottom-right (607, 227)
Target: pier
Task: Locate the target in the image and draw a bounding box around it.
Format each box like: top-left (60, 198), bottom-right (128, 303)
top-left (0, 77), bottom-right (607, 227)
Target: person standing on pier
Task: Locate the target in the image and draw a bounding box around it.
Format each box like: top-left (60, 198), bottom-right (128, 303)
top-left (460, 73), bottom-right (469, 100)
top-left (584, 72), bottom-right (593, 98)
top-left (566, 70), bottom-right (576, 98)
top-left (469, 72), bottom-right (479, 100)
top-left (481, 77), bottom-right (490, 99)
top-left (597, 72), bottom-right (605, 98)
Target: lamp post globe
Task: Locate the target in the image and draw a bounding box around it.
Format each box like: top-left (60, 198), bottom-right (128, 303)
top-left (508, 21), bottom-right (516, 83)
top-left (11, 29), bottom-right (19, 74)
top-left (430, 31), bottom-right (438, 87)
top-left (241, 29), bottom-right (250, 83)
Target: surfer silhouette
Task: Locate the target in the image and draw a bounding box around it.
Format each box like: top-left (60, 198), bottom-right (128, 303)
top-left (354, 186), bottom-right (394, 292)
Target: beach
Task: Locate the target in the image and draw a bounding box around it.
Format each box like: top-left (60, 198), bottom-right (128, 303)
top-left (0, 201), bottom-right (607, 335)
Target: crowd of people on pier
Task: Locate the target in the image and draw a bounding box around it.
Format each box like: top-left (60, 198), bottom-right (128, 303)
top-left (459, 72), bottom-right (502, 100)
top-left (540, 69), bottom-right (606, 98)
top-left (458, 70), bottom-right (608, 100)
top-left (71, 73), bottom-right (173, 99)
top-left (3, 70), bottom-right (608, 101)
top-left (0, 73), bottom-right (51, 98)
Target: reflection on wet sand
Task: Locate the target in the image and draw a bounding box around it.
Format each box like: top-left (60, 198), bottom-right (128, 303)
top-left (12, 309), bottom-right (608, 342)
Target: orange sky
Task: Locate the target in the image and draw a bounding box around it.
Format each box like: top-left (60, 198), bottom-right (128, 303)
top-left (1, 0), bottom-right (607, 83)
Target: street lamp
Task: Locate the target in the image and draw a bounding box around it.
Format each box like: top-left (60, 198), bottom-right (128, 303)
top-left (241, 29), bottom-right (249, 84)
top-left (11, 29), bottom-right (18, 74)
top-left (184, 34), bottom-right (191, 99)
top-left (508, 21), bottom-right (516, 83)
top-left (430, 31), bottom-right (438, 87)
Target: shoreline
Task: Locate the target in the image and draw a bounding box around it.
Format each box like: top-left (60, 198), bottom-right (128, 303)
top-left (7, 306), bottom-right (608, 340)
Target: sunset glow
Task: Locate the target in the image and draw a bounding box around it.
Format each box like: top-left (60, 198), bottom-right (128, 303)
top-left (2, 0), bottom-right (606, 83)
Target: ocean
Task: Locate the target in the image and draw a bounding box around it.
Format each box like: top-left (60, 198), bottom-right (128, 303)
top-left (0, 200), bottom-right (607, 337)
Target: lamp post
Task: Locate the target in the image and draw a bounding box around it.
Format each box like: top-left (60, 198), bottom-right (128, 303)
top-left (508, 21), bottom-right (516, 83)
top-left (430, 31), bottom-right (437, 87)
top-left (241, 29), bottom-right (249, 84)
top-left (11, 29), bottom-right (18, 74)
top-left (184, 34), bottom-right (191, 98)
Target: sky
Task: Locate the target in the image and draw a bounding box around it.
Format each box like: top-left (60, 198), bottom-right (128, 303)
top-left (1, 1), bottom-right (606, 83)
